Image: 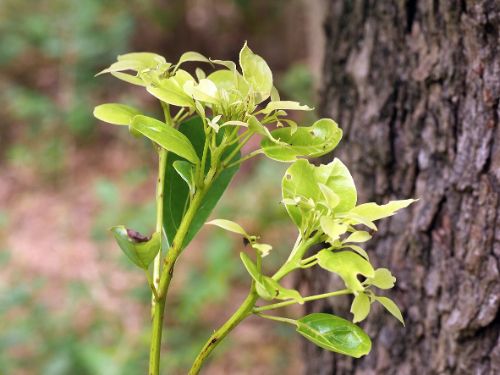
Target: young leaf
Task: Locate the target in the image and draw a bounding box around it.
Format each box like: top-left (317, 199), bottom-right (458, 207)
top-left (110, 226), bottom-right (160, 269)
top-left (260, 100), bottom-right (313, 114)
top-left (342, 245), bottom-right (369, 260)
top-left (174, 51), bottom-right (210, 71)
top-left (350, 293), bottom-right (371, 323)
top-left (375, 296), bottom-right (405, 325)
top-left (261, 118), bottom-right (342, 162)
top-left (367, 268), bottom-right (396, 289)
top-left (282, 159), bottom-right (357, 229)
top-left (344, 231), bottom-right (372, 243)
top-left (240, 252), bottom-right (262, 285)
top-left (147, 80), bottom-right (194, 108)
top-left (349, 199), bottom-right (417, 222)
top-left (316, 250), bottom-right (375, 292)
top-left (93, 103), bottom-right (142, 126)
top-left (256, 276), bottom-right (303, 303)
top-left (172, 160), bottom-right (195, 195)
top-left (206, 219), bottom-right (250, 238)
top-left (131, 115), bottom-right (199, 164)
top-left (163, 117), bottom-right (240, 249)
top-left (318, 183), bottom-right (340, 210)
top-left (251, 243), bottom-right (272, 257)
top-left (296, 313), bottom-right (371, 358)
top-left (239, 42), bottom-right (273, 103)
top-left (320, 217), bottom-right (348, 242)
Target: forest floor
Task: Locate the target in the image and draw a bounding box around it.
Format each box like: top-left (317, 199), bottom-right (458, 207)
top-left (0, 136), bottom-right (304, 374)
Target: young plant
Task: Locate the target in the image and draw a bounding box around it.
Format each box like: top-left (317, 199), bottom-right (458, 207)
top-left (94, 43), bottom-right (416, 374)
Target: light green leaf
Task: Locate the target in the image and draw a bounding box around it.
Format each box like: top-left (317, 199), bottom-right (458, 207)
top-left (147, 83), bottom-right (194, 108)
top-left (252, 243), bottom-right (272, 257)
top-left (239, 42), bottom-right (273, 103)
top-left (190, 79), bottom-right (219, 104)
top-left (131, 115), bottom-right (199, 164)
top-left (174, 51), bottom-right (210, 71)
top-left (117, 52), bottom-right (167, 66)
top-left (93, 103), bottom-right (142, 126)
top-left (270, 86), bottom-right (280, 101)
top-left (350, 293), bottom-right (371, 323)
top-left (349, 199), bottom-right (417, 222)
top-left (337, 212), bottom-right (378, 231)
top-left (111, 72), bottom-right (145, 86)
top-left (172, 160), bottom-right (195, 195)
top-left (296, 313), bottom-right (371, 358)
top-left (248, 115), bottom-right (280, 142)
top-left (261, 118), bottom-right (342, 162)
top-left (207, 219), bottom-right (249, 238)
top-left (319, 183), bottom-right (340, 210)
top-left (320, 217), bottom-right (348, 242)
top-left (375, 296), bottom-right (405, 325)
top-left (261, 100), bottom-right (313, 114)
top-left (344, 231), bottom-right (372, 243)
top-left (256, 276), bottom-right (303, 303)
top-left (368, 268), bottom-right (396, 289)
top-left (240, 252), bottom-right (261, 282)
top-left (343, 245), bottom-right (369, 260)
top-left (110, 226), bottom-right (160, 269)
top-left (316, 250), bottom-right (374, 292)
top-left (282, 158), bottom-right (357, 229)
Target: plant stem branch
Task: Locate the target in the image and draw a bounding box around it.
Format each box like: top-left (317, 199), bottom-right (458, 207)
top-left (254, 313), bottom-right (297, 325)
top-left (188, 289), bottom-right (258, 375)
top-left (253, 289), bottom-right (351, 313)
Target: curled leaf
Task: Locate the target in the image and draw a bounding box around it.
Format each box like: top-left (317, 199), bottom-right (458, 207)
top-left (110, 226), bottom-right (160, 269)
top-left (350, 293), bottom-right (371, 323)
top-left (239, 42), bottom-right (273, 103)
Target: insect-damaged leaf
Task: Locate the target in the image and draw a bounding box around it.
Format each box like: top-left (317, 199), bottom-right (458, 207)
top-left (163, 117), bottom-right (239, 249)
top-left (296, 313), bottom-right (371, 358)
top-left (110, 226), bottom-right (160, 269)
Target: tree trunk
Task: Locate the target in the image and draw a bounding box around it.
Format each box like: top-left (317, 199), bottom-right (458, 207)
top-left (302, 1), bottom-right (500, 374)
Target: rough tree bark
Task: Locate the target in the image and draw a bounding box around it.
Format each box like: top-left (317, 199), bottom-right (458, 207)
top-left (302, 1), bottom-right (500, 374)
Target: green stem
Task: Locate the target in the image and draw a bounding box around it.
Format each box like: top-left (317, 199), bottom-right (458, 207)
top-left (149, 297), bottom-right (165, 375)
top-left (153, 148), bottom-right (167, 309)
top-left (224, 149), bottom-right (261, 169)
top-left (188, 289), bottom-right (258, 375)
top-left (253, 289), bottom-right (351, 313)
top-left (145, 271), bottom-right (159, 301)
top-left (148, 171), bottom-right (213, 375)
top-left (254, 313), bottom-right (297, 326)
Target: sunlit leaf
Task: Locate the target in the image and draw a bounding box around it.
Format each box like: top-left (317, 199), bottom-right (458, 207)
top-left (131, 115), bottom-right (199, 164)
top-left (282, 158), bottom-right (357, 229)
top-left (256, 276), bottom-right (303, 303)
top-left (251, 243), bottom-right (272, 257)
top-left (375, 296), bottom-right (405, 325)
top-left (261, 100), bottom-right (313, 114)
top-left (207, 219), bottom-right (250, 237)
top-left (350, 293), bottom-right (371, 323)
top-left (261, 118), bottom-right (342, 162)
top-left (296, 313), bottom-right (371, 357)
top-left (174, 51), bottom-right (210, 71)
top-left (367, 268), bottom-right (396, 289)
top-left (344, 231), bottom-right (372, 243)
top-left (316, 250), bottom-right (374, 292)
top-left (320, 217), bottom-right (348, 242)
top-left (93, 103), bottom-right (142, 126)
top-left (318, 183), bottom-right (340, 210)
top-left (342, 245), bottom-right (369, 260)
top-left (239, 42), bottom-right (273, 103)
top-left (110, 226), bottom-right (160, 269)
top-left (349, 199), bottom-right (417, 222)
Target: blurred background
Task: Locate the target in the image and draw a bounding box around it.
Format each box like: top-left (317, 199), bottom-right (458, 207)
top-left (0, 1), bottom-right (327, 374)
